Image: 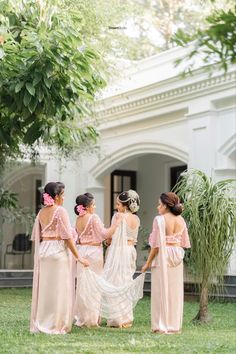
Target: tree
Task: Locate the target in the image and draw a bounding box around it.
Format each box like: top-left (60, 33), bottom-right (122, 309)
top-left (174, 169), bottom-right (236, 323)
top-left (173, 7), bottom-right (236, 73)
top-left (0, 0), bottom-right (106, 168)
top-left (116, 0), bottom-right (233, 60)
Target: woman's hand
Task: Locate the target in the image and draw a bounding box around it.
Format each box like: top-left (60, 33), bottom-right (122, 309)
top-left (141, 262), bottom-right (149, 273)
top-left (104, 238), bottom-right (112, 246)
top-left (78, 257), bottom-right (89, 267)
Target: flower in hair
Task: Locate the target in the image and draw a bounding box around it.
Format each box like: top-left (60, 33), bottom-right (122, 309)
top-left (76, 204), bottom-right (87, 216)
top-left (43, 193), bottom-right (55, 206)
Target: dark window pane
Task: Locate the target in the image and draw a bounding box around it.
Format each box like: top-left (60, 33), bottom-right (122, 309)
top-left (170, 165), bottom-right (187, 190)
top-left (123, 176), bottom-right (131, 190)
top-left (113, 176), bottom-right (122, 192)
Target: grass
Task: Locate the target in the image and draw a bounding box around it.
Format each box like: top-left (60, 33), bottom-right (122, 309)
top-left (0, 289), bottom-right (235, 354)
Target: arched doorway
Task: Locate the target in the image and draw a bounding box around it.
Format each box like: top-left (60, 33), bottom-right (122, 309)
top-left (90, 142), bottom-right (188, 268)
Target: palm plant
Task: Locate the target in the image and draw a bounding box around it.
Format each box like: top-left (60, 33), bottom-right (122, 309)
top-left (174, 169), bottom-right (236, 323)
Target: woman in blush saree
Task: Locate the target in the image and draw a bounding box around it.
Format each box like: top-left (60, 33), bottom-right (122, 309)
top-left (142, 192), bottom-right (191, 334)
top-left (73, 193), bottom-right (121, 327)
top-left (30, 182), bottom-right (88, 334)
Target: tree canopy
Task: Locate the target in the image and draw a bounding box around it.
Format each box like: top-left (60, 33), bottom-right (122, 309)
top-left (0, 0), bottom-right (107, 167)
top-left (173, 6), bottom-right (236, 73)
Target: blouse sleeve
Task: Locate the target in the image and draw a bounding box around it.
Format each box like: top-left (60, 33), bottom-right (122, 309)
top-left (92, 214), bottom-right (110, 240)
top-left (56, 207), bottom-right (73, 240)
top-left (30, 217), bottom-right (41, 241)
top-left (181, 222), bottom-right (191, 248)
top-left (111, 213), bottom-right (118, 225)
top-left (149, 217), bottom-right (160, 248)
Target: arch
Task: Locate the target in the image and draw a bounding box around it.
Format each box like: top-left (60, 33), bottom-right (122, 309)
top-left (91, 141), bottom-right (188, 179)
top-left (218, 133), bottom-right (236, 158)
top-left (3, 163), bottom-right (45, 188)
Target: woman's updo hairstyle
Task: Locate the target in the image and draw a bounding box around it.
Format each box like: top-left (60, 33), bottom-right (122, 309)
top-left (160, 192), bottom-right (183, 216)
top-left (118, 189), bottom-right (140, 213)
top-left (41, 182), bottom-right (65, 206)
top-left (74, 193), bottom-right (94, 215)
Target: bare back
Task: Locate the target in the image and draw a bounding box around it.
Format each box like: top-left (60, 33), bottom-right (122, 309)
top-left (163, 213), bottom-right (185, 236)
top-left (38, 206), bottom-right (58, 227)
top-left (123, 213), bottom-right (139, 230)
top-left (76, 214), bottom-right (92, 234)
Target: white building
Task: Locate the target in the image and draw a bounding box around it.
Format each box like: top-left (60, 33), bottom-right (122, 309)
top-left (1, 46), bottom-right (236, 275)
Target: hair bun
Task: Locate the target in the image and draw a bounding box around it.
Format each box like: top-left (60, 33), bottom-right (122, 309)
top-left (170, 203), bottom-right (183, 216)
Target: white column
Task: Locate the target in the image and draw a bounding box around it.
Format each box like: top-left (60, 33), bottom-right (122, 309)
top-left (187, 105), bottom-right (217, 177)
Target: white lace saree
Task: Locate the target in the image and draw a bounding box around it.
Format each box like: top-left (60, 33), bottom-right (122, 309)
top-left (77, 219), bottom-right (145, 326)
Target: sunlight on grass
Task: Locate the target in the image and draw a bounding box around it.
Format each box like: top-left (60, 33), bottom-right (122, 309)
top-left (0, 289), bottom-right (235, 353)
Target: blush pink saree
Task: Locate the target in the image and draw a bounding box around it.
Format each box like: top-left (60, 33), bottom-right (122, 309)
top-left (150, 215), bottom-right (190, 334)
top-left (30, 207), bottom-right (75, 334)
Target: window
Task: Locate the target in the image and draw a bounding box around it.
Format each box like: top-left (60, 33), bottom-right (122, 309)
top-left (110, 170), bottom-right (136, 219)
top-left (170, 165), bottom-right (187, 190)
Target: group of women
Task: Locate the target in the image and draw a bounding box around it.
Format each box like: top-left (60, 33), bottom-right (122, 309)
top-left (30, 181), bottom-right (190, 335)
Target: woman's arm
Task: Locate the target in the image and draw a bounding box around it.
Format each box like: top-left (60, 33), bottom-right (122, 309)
top-left (93, 213), bottom-right (122, 239)
top-left (141, 247), bottom-right (159, 273)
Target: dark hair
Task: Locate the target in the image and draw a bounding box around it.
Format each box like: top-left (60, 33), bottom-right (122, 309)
top-left (118, 191), bottom-right (130, 208)
top-left (74, 193), bottom-right (94, 215)
top-left (56, 181), bottom-right (65, 189)
top-left (160, 192), bottom-right (183, 216)
top-left (41, 182), bottom-right (65, 206)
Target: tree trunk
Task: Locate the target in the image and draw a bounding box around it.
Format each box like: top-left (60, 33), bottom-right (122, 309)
top-left (193, 281), bottom-right (211, 323)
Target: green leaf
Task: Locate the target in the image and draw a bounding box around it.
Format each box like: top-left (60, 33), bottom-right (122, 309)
top-left (15, 81), bottom-right (24, 93)
top-left (26, 82), bottom-right (35, 96)
top-left (33, 73), bottom-right (42, 86)
top-left (28, 97), bottom-right (38, 114)
top-left (23, 90), bottom-right (31, 107)
top-left (43, 77), bottom-right (52, 89)
top-left (37, 86), bottom-right (44, 103)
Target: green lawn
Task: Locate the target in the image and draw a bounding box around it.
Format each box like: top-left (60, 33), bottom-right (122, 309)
top-left (0, 289), bottom-right (235, 354)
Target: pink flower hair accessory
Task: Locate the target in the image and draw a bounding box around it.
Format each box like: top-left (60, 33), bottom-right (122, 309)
top-left (43, 193), bottom-right (55, 206)
top-left (76, 204), bottom-right (87, 216)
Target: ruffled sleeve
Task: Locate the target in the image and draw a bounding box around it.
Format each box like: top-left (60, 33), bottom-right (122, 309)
top-left (30, 216), bottom-right (41, 241)
top-left (92, 214), bottom-right (110, 240)
top-left (149, 217), bottom-right (160, 248)
top-left (56, 207), bottom-right (73, 240)
top-left (181, 222), bottom-right (191, 248)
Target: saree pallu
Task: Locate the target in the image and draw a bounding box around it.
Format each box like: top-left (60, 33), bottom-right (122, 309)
top-left (151, 216), bottom-right (185, 334)
top-left (74, 221), bottom-right (144, 327)
top-left (74, 245), bottom-right (104, 327)
top-left (106, 245), bottom-right (137, 327)
top-left (31, 240), bottom-right (73, 334)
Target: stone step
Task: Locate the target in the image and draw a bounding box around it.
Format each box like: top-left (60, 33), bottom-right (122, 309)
top-left (0, 270), bottom-right (33, 288)
top-left (0, 277), bottom-right (33, 288)
top-left (0, 270), bottom-right (33, 278)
